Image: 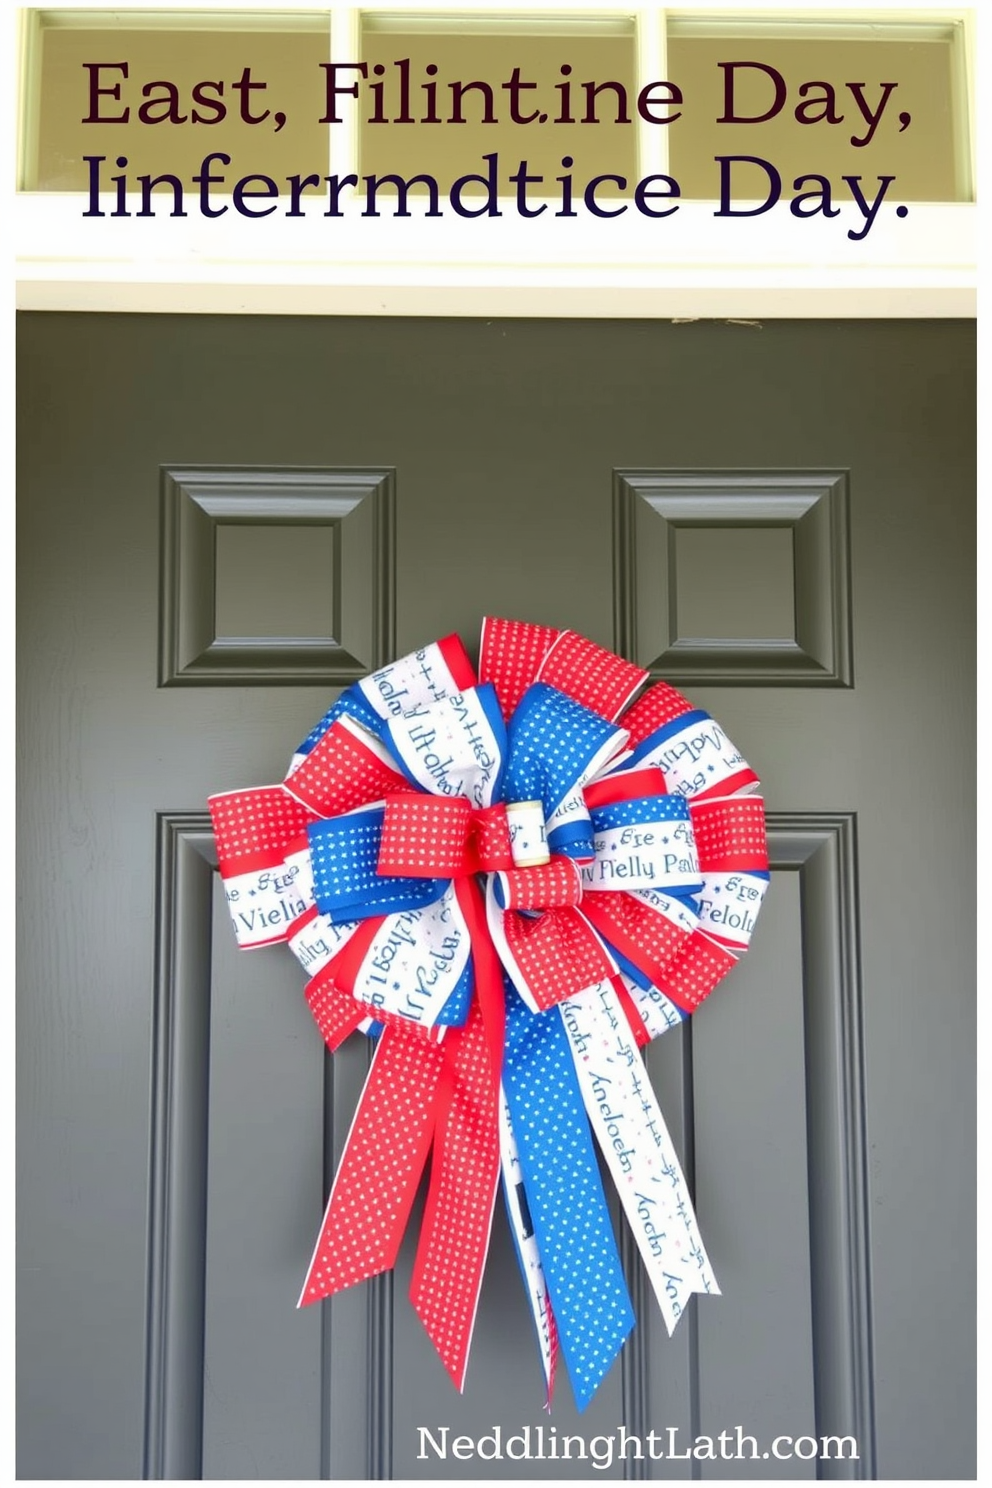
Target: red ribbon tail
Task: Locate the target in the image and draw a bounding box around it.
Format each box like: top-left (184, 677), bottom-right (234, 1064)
top-left (409, 879), bottom-right (505, 1390)
top-left (298, 1026), bottom-right (445, 1306)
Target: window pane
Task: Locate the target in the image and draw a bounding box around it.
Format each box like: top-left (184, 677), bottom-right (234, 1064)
top-left (30, 16), bottom-right (332, 192)
top-left (358, 16), bottom-right (639, 200)
top-left (666, 28), bottom-right (965, 203)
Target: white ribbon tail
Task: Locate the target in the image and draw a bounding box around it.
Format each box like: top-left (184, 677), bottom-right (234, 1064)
top-left (559, 980), bottom-right (719, 1336)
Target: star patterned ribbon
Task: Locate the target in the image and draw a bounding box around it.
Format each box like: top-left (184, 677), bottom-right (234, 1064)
top-left (208, 620), bottom-right (769, 1410)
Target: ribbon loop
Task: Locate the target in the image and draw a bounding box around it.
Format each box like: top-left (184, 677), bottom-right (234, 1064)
top-left (208, 785), bottom-right (317, 947)
top-left (494, 856), bottom-right (584, 912)
top-left (381, 683), bottom-right (507, 808)
top-left (691, 795), bottom-right (770, 953)
top-left (479, 615), bottom-right (559, 720)
top-left (348, 888), bottom-right (475, 1031)
top-left (537, 629), bottom-right (648, 722)
top-left (504, 684), bottom-right (628, 860)
top-left (583, 791), bottom-right (702, 897)
top-left (291, 633), bottom-right (477, 769)
top-left (286, 716), bottom-right (409, 817)
top-left (622, 683), bottom-right (760, 802)
top-left (378, 791), bottom-right (473, 878)
top-left (308, 805), bottom-right (448, 921)
top-left (377, 793), bottom-right (522, 881)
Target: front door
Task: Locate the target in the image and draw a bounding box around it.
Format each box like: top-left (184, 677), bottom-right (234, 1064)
top-left (17, 314), bottom-right (975, 1480)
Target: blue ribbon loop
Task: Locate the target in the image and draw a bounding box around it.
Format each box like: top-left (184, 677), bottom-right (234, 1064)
top-left (504, 685), bottom-right (619, 814)
top-left (308, 806), bottom-right (447, 920)
top-left (294, 684), bottom-right (384, 759)
top-left (502, 978), bottom-right (635, 1411)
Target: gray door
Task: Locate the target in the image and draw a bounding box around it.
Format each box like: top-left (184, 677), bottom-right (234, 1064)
top-left (17, 315), bottom-right (975, 1481)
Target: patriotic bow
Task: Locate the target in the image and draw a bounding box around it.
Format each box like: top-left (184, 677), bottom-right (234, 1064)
top-left (208, 619), bottom-right (769, 1411)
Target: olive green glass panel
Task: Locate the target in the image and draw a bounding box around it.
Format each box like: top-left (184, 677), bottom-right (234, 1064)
top-left (667, 35), bottom-right (963, 202)
top-left (359, 22), bottom-right (638, 200)
top-left (31, 23), bottom-right (332, 192)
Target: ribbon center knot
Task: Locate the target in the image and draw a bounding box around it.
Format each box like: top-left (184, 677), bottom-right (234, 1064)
top-left (378, 791), bottom-right (519, 879)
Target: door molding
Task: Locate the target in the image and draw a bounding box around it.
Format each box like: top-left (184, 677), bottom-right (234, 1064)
top-left (620, 814), bottom-right (875, 1480)
top-left (144, 814), bottom-right (214, 1480)
top-left (765, 813), bottom-right (876, 1480)
top-left (613, 468), bottom-right (854, 687)
top-left (145, 813), bottom-right (393, 1479)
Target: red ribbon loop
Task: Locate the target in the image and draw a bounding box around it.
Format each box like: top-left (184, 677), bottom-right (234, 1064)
top-left (378, 791), bottom-right (473, 877)
top-left (377, 792), bottom-right (516, 878)
top-left (209, 784), bottom-right (316, 877)
top-left (286, 719), bottom-right (409, 817)
top-left (690, 795), bottom-right (769, 873)
top-left (497, 855), bottom-right (583, 911)
top-left (584, 765), bottom-right (669, 810)
top-left (465, 803), bottom-right (515, 873)
top-left (536, 630), bottom-right (648, 721)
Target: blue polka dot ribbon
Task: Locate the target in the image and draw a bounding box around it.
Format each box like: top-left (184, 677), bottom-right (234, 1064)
top-left (503, 978), bottom-right (635, 1411)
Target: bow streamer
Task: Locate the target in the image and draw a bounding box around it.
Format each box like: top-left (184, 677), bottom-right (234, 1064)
top-left (209, 621), bottom-right (769, 1409)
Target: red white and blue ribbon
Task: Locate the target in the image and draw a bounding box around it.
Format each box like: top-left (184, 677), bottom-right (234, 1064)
top-left (208, 620), bottom-right (769, 1410)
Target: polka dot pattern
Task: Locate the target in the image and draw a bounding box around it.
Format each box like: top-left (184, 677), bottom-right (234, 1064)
top-left (504, 684), bottom-right (623, 817)
top-left (410, 996), bottom-right (501, 1389)
top-left (499, 856), bottom-right (583, 912)
top-left (691, 795), bottom-right (769, 872)
top-left (582, 889), bottom-right (693, 988)
top-left (285, 721), bottom-right (408, 818)
top-left (537, 630), bottom-right (647, 722)
top-left (308, 811), bottom-right (445, 919)
top-left (588, 793), bottom-right (690, 832)
top-left (301, 1028), bottom-right (446, 1302)
top-left (466, 803), bottom-right (515, 873)
top-left (208, 785), bottom-right (316, 872)
top-left (378, 792), bottom-right (473, 878)
top-left (480, 616), bottom-right (560, 720)
top-left (503, 981), bottom-right (635, 1412)
top-left (659, 930), bottom-right (738, 1014)
top-left (620, 681), bottom-right (694, 747)
top-left (503, 905), bottom-right (615, 1012)
top-left (305, 966), bottom-right (365, 1051)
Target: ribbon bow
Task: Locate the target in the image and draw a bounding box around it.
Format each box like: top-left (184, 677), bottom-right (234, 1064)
top-left (208, 618), bottom-right (769, 1410)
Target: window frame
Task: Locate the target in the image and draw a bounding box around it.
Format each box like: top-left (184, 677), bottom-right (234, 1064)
top-left (14, 1), bottom-right (977, 317)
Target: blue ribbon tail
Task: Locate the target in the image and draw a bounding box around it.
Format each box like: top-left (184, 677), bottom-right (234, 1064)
top-left (502, 978), bottom-right (635, 1412)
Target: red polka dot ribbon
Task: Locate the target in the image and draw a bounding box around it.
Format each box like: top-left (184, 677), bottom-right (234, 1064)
top-left (208, 619), bottom-right (769, 1409)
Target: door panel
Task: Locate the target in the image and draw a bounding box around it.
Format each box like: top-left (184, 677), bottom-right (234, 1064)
top-left (17, 315), bottom-right (975, 1480)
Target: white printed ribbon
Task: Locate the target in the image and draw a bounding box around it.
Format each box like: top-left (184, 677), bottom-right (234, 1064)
top-left (348, 883), bottom-right (472, 1029)
top-left (381, 684), bottom-right (506, 808)
top-left (627, 710), bottom-right (759, 801)
top-left (560, 980), bottom-right (719, 1334)
top-left (224, 843), bottom-right (314, 949)
top-left (697, 871), bottom-right (769, 951)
